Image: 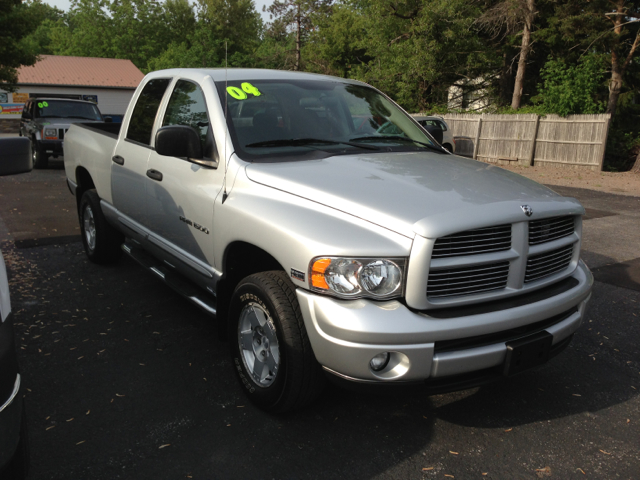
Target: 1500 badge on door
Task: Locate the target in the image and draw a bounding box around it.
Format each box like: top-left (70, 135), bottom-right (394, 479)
top-left (179, 215), bottom-right (210, 234)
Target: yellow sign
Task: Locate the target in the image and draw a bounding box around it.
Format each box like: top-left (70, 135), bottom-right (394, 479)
top-left (12, 92), bottom-right (28, 103)
top-left (0, 104), bottom-right (24, 115)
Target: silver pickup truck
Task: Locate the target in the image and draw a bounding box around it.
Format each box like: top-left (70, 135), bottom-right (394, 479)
top-left (64, 68), bottom-right (593, 412)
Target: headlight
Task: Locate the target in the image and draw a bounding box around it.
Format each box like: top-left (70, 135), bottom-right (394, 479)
top-left (309, 257), bottom-right (405, 299)
top-left (43, 128), bottom-right (57, 139)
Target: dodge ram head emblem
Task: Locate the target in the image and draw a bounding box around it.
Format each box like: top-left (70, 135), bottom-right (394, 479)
top-left (521, 205), bottom-right (533, 217)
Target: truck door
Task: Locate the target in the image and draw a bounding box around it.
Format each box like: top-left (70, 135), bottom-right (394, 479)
top-left (145, 79), bottom-right (223, 270)
top-left (111, 78), bottom-right (171, 228)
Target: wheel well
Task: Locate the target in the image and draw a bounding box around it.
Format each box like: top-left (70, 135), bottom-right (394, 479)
top-left (216, 242), bottom-right (284, 338)
top-left (75, 167), bottom-right (95, 211)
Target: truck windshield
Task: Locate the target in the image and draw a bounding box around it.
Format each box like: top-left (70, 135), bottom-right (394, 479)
top-left (216, 79), bottom-right (442, 162)
top-left (34, 100), bottom-right (102, 121)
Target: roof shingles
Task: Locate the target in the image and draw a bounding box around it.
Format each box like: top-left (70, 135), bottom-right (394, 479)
top-left (17, 55), bottom-right (144, 88)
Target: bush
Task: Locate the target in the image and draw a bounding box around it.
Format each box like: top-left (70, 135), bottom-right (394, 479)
top-left (532, 54), bottom-right (606, 116)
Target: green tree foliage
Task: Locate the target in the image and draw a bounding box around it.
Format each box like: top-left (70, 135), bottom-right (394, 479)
top-left (538, 0), bottom-right (640, 116)
top-left (17, 0), bottom-right (65, 56)
top-left (148, 0), bottom-right (261, 70)
top-left (303, 3), bottom-right (369, 77)
top-left (252, 33), bottom-right (297, 70)
top-left (533, 54), bottom-right (606, 116)
top-left (163, 0), bottom-right (196, 41)
top-left (265, 0), bottom-right (332, 70)
top-left (48, 0), bottom-right (113, 59)
top-left (199, 0), bottom-right (261, 60)
top-left (349, 0), bottom-right (500, 112)
top-left (47, 0), bottom-right (196, 70)
top-left (0, 0), bottom-right (38, 87)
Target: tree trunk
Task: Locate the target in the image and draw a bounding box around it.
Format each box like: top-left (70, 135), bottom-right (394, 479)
top-left (606, 56), bottom-right (623, 116)
top-left (295, 5), bottom-right (301, 71)
top-left (511, 0), bottom-right (535, 109)
top-left (632, 151), bottom-right (640, 173)
top-left (605, 1), bottom-right (640, 117)
top-left (606, 0), bottom-right (625, 116)
top-left (500, 52), bottom-right (513, 106)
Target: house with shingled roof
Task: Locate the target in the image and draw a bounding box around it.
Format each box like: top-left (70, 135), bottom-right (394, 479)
top-left (0, 55), bottom-right (144, 133)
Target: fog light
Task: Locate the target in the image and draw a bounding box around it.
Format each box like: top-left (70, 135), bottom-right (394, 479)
top-left (370, 352), bottom-right (390, 372)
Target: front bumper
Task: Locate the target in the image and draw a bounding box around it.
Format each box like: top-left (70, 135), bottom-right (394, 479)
top-left (38, 139), bottom-right (63, 154)
top-left (297, 260), bottom-right (593, 384)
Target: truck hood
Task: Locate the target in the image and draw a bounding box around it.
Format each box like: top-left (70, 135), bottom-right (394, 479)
top-left (245, 152), bottom-right (585, 239)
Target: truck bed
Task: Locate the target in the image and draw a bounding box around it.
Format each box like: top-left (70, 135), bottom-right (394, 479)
top-left (64, 122), bottom-right (122, 204)
top-left (74, 122), bottom-right (122, 138)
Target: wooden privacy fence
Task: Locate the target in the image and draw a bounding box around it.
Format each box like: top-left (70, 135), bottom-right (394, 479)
top-left (441, 113), bottom-right (611, 171)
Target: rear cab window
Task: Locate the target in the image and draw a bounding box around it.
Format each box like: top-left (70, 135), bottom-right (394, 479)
top-left (126, 78), bottom-right (171, 146)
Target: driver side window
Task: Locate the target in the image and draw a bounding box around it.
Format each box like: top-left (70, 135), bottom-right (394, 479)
top-left (163, 80), bottom-right (216, 159)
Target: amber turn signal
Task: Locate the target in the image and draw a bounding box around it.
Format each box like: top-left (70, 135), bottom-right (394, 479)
top-left (310, 258), bottom-right (331, 289)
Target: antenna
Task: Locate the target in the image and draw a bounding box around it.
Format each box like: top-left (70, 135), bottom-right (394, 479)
top-left (222, 41), bottom-right (229, 204)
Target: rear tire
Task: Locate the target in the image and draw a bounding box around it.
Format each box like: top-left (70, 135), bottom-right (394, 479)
top-left (79, 189), bottom-right (123, 264)
top-left (229, 271), bottom-right (325, 413)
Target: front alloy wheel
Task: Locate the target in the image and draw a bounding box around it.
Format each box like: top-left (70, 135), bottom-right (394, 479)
top-left (31, 139), bottom-right (48, 169)
top-left (229, 271), bottom-right (325, 412)
top-left (238, 302), bottom-right (280, 387)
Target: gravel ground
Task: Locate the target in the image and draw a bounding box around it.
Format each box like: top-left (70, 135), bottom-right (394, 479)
top-left (498, 164), bottom-right (640, 197)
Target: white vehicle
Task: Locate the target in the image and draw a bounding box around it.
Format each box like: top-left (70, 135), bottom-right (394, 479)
top-left (63, 69), bottom-right (593, 412)
top-left (0, 137), bottom-right (31, 479)
top-left (412, 115), bottom-right (454, 152)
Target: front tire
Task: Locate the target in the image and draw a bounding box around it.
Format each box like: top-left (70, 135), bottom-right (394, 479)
top-left (79, 189), bottom-right (123, 264)
top-left (443, 143), bottom-right (453, 153)
top-left (31, 139), bottom-right (48, 169)
top-left (2, 402), bottom-right (29, 480)
top-left (229, 271), bottom-right (325, 413)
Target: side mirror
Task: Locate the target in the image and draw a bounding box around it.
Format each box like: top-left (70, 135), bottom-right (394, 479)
top-left (155, 125), bottom-right (203, 160)
top-left (104, 116), bottom-right (113, 123)
top-left (0, 137), bottom-right (32, 176)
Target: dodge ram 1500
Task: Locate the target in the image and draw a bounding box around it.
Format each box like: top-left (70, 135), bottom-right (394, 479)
top-left (64, 69), bottom-right (593, 412)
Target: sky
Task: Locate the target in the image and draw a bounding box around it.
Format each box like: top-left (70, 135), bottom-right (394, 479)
top-left (41, 0), bottom-right (274, 23)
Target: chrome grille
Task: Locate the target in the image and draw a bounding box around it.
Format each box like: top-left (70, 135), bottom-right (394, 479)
top-left (432, 225), bottom-right (511, 258)
top-left (525, 245), bottom-right (573, 283)
top-left (529, 216), bottom-right (575, 245)
top-left (427, 261), bottom-right (509, 298)
top-left (59, 128), bottom-right (66, 140)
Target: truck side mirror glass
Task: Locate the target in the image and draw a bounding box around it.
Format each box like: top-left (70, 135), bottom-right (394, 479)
top-left (155, 125), bottom-right (204, 160)
top-left (0, 137), bottom-right (32, 176)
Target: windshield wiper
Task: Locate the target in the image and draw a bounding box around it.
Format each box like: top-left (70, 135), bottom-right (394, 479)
top-left (349, 135), bottom-right (446, 152)
top-left (245, 138), bottom-right (380, 151)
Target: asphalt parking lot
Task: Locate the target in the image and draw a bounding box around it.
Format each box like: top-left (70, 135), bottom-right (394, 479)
top-left (0, 159), bottom-right (638, 479)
